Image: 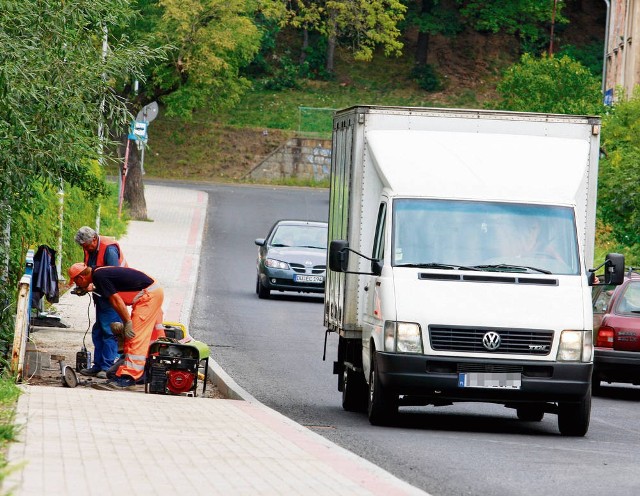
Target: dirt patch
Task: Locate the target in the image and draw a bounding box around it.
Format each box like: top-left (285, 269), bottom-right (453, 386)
top-left (144, 124), bottom-right (293, 182)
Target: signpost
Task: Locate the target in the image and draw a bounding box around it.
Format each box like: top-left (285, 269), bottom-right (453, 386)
top-left (119, 101), bottom-right (158, 217)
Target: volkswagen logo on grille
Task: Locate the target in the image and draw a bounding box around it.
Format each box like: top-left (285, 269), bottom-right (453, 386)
top-left (482, 331), bottom-right (501, 351)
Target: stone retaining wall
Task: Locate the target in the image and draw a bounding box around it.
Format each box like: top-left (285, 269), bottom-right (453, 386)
top-left (248, 137), bottom-right (332, 181)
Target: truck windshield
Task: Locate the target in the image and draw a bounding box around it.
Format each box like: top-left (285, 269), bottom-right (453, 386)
top-left (392, 199), bottom-right (580, 275)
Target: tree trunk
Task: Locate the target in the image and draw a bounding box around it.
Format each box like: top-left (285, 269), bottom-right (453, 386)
top-left (119, 135), bottom-right (148, 220)
top-left (415, 32), bottom-right (430, 66)
top-left (326, 35), bottom-right (336, 73)
top-left (415, 0), bottom-right (435, 67)
top-left (326, 13), bottom-right (337, 74)
top-left (300, 29), bottom-right (309, 65)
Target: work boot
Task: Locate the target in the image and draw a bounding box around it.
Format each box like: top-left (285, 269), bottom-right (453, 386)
top-left (96, 375), bottom-right (137, 391)
top-left (79, 366), bottom-right (100, 377)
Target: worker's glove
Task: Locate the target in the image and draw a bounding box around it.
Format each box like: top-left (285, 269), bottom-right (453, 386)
top-left (124, 320), bottom-right (135, 339)
top-left (110, 322), bottom-right (124, 335)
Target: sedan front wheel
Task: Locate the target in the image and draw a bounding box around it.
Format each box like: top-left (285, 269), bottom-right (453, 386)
top-left (257, 275), bottom-right (270, 299)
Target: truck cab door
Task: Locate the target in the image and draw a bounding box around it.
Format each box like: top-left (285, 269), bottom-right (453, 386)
top-left (362, 202), bottom-right (388, 379)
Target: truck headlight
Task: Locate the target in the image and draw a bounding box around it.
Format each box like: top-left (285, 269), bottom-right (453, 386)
top-left (557, 330), bottom-right (592, 362)
top-left (384, 321), bottom-right (423, 353)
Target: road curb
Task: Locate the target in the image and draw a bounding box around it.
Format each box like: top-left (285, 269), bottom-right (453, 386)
top-left (206, 357), bottom-right (258, 402)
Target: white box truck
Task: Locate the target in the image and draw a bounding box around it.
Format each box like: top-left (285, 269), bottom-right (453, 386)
top-left (324, 105), bottom-right (625, 436)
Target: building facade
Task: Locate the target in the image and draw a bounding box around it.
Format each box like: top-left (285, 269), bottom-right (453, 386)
top-left (604, 0), bottom-right (640, 101)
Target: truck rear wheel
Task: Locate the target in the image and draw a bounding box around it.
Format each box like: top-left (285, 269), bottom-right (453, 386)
top-left (342, 366), bottom-right (368, 412)
top-left (368, 354), bottom-right (398, 426)
top-left (557, 390), bottom-right (591, 437)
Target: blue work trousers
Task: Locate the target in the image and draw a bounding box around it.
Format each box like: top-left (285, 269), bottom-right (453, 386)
top-left (92, 296), bottom-right (121, 370)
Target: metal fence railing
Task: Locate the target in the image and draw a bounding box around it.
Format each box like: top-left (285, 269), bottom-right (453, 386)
top-left (298, 107), bottom-right (336, 139)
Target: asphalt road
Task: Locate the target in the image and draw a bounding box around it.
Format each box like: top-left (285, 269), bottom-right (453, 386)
top-left (186, 182), bottom-right (640, 496)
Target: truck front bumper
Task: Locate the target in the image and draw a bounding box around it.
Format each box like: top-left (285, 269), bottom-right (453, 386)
top-left (376, 353), bottom-right (592, 404)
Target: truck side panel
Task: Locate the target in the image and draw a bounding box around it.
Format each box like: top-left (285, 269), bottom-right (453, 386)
top-left (325, 113), bottom-right (362, 335)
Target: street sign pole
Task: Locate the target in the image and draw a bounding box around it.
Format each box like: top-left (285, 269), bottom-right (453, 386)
top-left (133, 101), bottom-right (157, 177)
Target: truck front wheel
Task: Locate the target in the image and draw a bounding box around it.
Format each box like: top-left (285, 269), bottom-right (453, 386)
top-left (368, 353), bottom-right (398, 426)
top-left (557, 390), bottom-right (591, 437)
top-left (342, 366), bottom-right (368, 412)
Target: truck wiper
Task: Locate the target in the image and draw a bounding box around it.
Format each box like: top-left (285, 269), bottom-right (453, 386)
top-left (472, 264), bottom-right (552, 274)
top-left (396, 262), bottom-right (480, 271)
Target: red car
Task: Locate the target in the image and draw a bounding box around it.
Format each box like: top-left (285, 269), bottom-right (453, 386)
top-left (592, 271), bottom-right (640, 391)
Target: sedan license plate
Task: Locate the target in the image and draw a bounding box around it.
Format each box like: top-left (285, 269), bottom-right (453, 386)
top-left (294, 274), bottom-right (323, 283)
top-left (458, 372), bottom-right (521, 389)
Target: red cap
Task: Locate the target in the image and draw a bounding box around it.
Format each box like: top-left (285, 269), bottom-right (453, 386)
top-left (68, 263), bottom-right (87, 280)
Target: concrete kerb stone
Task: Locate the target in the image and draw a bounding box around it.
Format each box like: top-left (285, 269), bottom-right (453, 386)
top-left (206, 358), bottom-right (255, 402)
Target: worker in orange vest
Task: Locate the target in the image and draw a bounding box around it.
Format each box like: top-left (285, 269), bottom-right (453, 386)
top-left (68, 263), bottom-right (164, 390)
top-left (74, 226), bottom-right (128, 379)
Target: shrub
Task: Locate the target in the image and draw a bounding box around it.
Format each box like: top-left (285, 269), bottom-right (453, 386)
top-left (597, 88), bottom-right (640, 255)
top-left (496, 53), bottom-right (603, 115)
top-left (411, 64), bottom-right (443, 92)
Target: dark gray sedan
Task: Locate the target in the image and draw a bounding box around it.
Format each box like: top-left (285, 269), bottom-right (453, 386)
top-left (255, 220), bottom-right (328, 299)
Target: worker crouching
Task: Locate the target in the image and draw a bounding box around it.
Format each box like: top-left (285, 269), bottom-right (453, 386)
top-left (68, 263), bottom-right (164, 390)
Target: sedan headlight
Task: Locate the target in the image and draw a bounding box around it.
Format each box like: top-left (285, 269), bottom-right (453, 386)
top-left (265, 258), bottom-right (290, 270)
top-left (384, 321), bottom-right (423, 353)
top-left (557, 330), bottom-right (592, 362)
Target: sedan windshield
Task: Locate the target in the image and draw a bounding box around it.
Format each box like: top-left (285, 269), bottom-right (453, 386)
top-left (270, 225), bottom-right (327, 249)
top-left (392, 199), bottom-right (579, 275)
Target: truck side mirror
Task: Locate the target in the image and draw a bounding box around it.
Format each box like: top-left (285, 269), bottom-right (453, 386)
top-left (604, 253), bottom-right (625, 285)
top-left (371, 259), bottom-right (383, 276)
top-left (329, 240), bottom-right (349, 272)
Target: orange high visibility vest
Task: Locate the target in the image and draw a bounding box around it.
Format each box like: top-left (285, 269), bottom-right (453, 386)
top-left (84, 236), bottom-right (127, 268)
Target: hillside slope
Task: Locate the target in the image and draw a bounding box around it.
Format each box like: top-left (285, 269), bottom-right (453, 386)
top-left (144, 0), bottom-right (606, 182)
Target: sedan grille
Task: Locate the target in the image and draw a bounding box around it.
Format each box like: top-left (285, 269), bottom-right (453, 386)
top-left (429, 326), bottom-right (553, 355)
top-left (290, 263), bottom-right (326, 274)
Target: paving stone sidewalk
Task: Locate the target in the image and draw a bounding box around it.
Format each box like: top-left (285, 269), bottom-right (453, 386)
top-left (4, 184), bottom-right (429, 496)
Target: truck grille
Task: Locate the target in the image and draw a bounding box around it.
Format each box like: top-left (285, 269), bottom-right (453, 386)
top-left (429, 326), bottom-right (553, 355)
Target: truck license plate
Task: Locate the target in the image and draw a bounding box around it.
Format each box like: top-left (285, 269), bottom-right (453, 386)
top-left (458, 372), bottom-right (521, 389)
top-left (295, 275), bottom-right (323, 283)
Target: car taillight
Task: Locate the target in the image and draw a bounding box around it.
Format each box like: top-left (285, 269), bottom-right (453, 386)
top-left (596, 326), bottom-right (614, 348)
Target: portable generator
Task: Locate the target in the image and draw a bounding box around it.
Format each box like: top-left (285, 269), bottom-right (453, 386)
top-left (144, 340), bottom-right (201, 396)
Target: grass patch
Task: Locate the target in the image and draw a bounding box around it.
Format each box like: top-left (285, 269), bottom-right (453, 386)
top-left (245, 176), bottom-right (330, 188)
top-left (0, 375), bottom-right (21, 485)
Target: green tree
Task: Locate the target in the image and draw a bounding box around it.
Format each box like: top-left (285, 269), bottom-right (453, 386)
top-left (458, 0), bottom-right (567, 53)
top-left (0, 0), bottom-right (159, 333)
top-left (496, 54), bottom-right (602, 115)
top-left (146, 0), bottom-right (281, 118)
top-left (404, 0), bottom-right (461, 67)
top-left (113, 0), bottom-right (276, 219)
top-left (286, 0), bottom-right (406, 74)
top-left (598, 89), bottom-right (640, 248)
